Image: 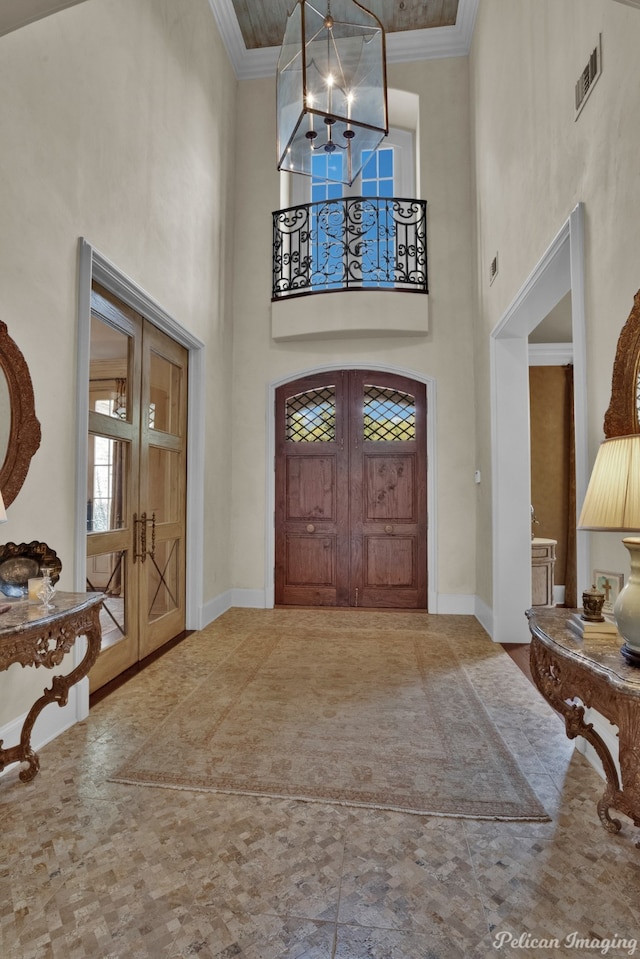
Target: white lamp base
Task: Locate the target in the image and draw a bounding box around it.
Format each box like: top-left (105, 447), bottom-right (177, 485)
top-left (614, 537), bottom-right (640, 666)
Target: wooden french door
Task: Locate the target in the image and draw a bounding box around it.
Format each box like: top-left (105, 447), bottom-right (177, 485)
top-left (275, 370), bottom-right (427, 608)
top-left (86, 284), bottom-right (188, 691)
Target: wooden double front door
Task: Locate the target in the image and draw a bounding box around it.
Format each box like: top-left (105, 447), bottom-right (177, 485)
top-left (275, 370), bottom-right (427, 608)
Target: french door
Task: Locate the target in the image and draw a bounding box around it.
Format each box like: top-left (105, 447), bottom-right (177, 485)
top-left (275, 370), bottom-right (427, 608)
top-left (86, 284), bottom-right (188, 691)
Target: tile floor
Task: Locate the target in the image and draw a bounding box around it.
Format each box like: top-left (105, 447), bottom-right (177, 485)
top-left (1, 609), bottom-right (640, 959)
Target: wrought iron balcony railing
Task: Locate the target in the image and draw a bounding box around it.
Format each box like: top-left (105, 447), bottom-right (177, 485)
top-left (272, 196), bottom-right (428, 300)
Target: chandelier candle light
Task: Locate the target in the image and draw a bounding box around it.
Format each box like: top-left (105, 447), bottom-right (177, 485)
top-left (276, 0), bottom-right (388, 185)
top-left (578, 433), bottom-right (640, 665)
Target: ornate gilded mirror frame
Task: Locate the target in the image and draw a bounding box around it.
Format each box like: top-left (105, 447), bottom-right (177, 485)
top-left (603, 288), bottom-right (640, 438)
top-left (0, 322), bottom-right (41, 506)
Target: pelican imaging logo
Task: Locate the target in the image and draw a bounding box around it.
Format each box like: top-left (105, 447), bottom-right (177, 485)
top-left (492, 931), bottom-right (637, 955)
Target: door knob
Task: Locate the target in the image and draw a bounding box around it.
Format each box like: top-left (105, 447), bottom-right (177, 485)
top-left (384, 524), bottom-right (393, 534)
top-left (306, 524), bottom-right (315, 533)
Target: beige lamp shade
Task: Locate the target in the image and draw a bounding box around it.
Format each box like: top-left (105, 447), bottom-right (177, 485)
top-left (0, 491), bottom-right (6, 524)
top-left (578, 434), bottom-right (640, 531)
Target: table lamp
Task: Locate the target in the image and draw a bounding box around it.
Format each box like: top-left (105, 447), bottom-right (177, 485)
top-left (578, 434), bottom-right (640, 665)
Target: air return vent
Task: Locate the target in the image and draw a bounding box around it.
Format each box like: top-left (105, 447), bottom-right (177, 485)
top-left (489, 253), bottom-right (498, 286)
top-left (575, 35), bottom-right (602, 119)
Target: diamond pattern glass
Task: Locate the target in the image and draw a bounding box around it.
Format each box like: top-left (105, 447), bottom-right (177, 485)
top-left (286, 387), bottom-right (336, 442)
top-left (364, 386), bottom-right (415, 441)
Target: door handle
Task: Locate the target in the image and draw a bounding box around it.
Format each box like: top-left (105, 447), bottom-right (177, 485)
top-left (133, 511), bottom-right (156, 563)
top-left (133, 513), bottom-right (147, 564)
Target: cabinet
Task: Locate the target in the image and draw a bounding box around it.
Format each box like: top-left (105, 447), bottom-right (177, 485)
top-left (531, 537), bottom-right (556, 606)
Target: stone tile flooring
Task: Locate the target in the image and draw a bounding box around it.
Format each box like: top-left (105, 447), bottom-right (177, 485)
top-left (1, 609), bottom-right (640, 959)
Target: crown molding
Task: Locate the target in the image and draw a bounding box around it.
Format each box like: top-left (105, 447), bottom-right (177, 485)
top-left (207, 0), bottom-right (480, 81)
top-left (528, 343), bottom-right (574, 367)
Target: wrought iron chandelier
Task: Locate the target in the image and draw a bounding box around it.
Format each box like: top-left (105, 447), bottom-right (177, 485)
top-left (276, 0), bottom-right (388, 186)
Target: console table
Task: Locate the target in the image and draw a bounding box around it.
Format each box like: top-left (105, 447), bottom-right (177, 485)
top-left (527, 607), bottom-right (640, 845)
top-left (0, 592), bottom-right (102, 782)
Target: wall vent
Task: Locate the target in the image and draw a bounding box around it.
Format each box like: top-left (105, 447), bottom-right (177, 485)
top-left (575, 35), bottom-right (602, 119)
top-left (489, 253), bottom-right (498, 286)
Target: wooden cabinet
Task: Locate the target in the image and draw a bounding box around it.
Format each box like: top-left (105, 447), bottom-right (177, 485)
top-left (531, 537), bottom-right (556, 606)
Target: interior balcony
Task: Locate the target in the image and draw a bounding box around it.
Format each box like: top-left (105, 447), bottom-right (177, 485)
top-left (271, 196), bottom-right (429, 341)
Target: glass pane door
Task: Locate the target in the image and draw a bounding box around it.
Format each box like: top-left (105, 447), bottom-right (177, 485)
top-left (86, 289), bottom-right (141, 691)
top-left (86, 285), bottom-right (188, 690)
top-left (138, 324), bottom-right (188, 659)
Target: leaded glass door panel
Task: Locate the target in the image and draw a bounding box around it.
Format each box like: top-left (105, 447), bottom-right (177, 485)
top-left (275, 370), bottom-right (427, 608)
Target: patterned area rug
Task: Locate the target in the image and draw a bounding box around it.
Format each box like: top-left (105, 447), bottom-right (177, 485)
top-left (111, 610), bottom-right (549, 821)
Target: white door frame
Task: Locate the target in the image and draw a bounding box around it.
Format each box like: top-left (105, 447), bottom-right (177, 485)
top-left (74, 238), bottom-right (206, 714)
top-left (490, 203), bottom-right (589, 643)
top-left (265, 363), bottom-right (438, 612)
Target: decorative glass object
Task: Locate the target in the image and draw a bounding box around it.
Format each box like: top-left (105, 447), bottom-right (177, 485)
top-left (37, 567), bottom-right (56, 610)
top-left (276, 0), bottom-right (388, 185)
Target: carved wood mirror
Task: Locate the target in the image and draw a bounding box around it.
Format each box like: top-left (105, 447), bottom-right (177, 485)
top-left (0, 322), bottom-right (41, 507)
top-left (603, 288), bottom-right (640, 438)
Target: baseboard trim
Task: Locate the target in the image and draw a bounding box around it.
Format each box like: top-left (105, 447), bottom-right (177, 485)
top-left (231, 588), bottom-right (268, 609)
top-left (199, 590), bottom-right (233, 629)
top-left (435, 593), bottom-right (476, 615)
top-left (474, 596), bottom-right (494, 638)
top-left (199, 588), bottom-right (267, 629)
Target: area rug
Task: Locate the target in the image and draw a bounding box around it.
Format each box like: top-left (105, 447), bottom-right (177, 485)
top-left (110, 611), bottom-right (549, 821)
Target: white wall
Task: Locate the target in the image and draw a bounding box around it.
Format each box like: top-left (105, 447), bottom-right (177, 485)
top-left (470, 0), bottom-right (640, 607)
top-left (229, 57), bottom-right (478, 607)
top-left (0, 0), bottom-right (237, 731)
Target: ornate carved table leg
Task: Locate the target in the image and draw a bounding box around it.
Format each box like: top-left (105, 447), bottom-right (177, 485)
top-left (529, 637), bottom-right (623, 836)
top-left (0, 599), bottom-right (102, 783)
